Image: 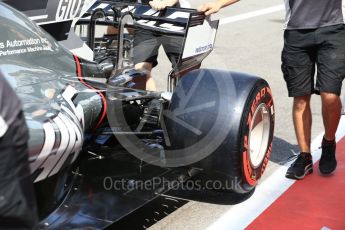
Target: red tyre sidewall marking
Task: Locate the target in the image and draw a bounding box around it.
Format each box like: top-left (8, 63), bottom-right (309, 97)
top-left (242, 86), bottom-right (274, 186)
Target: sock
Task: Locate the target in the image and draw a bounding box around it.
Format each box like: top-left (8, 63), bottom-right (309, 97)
top-left (300, 152), bottom-right (312, 160)
top-left (322, 137), bottom-right (336, 147)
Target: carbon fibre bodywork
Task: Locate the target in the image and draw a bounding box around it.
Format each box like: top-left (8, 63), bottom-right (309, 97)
top-left (3, 0), bottom-right (97, 40)
top-left (0, 2), bottom-right (106, 183)
top-left (0, 1), bottom-right (210, 227)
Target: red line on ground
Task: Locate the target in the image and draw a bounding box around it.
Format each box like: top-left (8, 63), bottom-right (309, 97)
top-left (246, 137), bottom-right (345, 230)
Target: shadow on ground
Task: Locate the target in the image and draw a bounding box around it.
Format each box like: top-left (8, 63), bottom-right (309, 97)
top-left (166, 173), bottom-right (255, 205)
top-left (166, 136), bottom-right (298, 205)
top-left (270, 136), bottom-right (299, 165)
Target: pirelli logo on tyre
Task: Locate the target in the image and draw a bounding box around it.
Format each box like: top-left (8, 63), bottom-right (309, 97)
top-left (242, 85), bottom-right (274, 187)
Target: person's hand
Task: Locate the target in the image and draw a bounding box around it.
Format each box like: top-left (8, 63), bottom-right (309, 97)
top-left (149, 0), bottom-right (178, 10)
top-left (198, 2), bottom-right (223, 15)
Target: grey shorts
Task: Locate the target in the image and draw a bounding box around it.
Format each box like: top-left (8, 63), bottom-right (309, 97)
top-left (133, 29), bottom-right (183, 68)
top-left (281, 24), bottom-right (345, 97)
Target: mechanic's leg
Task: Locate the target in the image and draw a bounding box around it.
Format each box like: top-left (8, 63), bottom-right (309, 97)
top-left (135, 62), bottom-right (156, 91)
top-left (0, 112), bottom-right (38, 229)
top-left (318, 92), bottom-right (340, 174)
top-left (106, 26), bottom-right (118, 35)
top-left (320, 92), bottom-right (341, 141)
top-left (283, 29), bottom-right (316, 179)
top-left (293, 95), bottom-right (312, 153)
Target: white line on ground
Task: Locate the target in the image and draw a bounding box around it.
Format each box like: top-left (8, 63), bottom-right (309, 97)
top-left (219, 4), bottom-right (285, 25)
top-left (207, 115), bottom-right (345, 230)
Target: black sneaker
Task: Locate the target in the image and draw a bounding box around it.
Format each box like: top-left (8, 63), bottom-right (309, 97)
top-left (285, 152), bottom-right (313, 179)
top-left (319, 138), bottom-right (337, 175)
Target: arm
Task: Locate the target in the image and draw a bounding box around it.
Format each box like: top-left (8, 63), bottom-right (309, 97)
top-left (149, 0), bottom-right (179, 10)
top-left (198, 0), bottom-right (240, 15)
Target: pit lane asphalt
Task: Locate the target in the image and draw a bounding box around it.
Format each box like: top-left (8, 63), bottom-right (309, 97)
top-left (149, 0), bottom-right (345, 229)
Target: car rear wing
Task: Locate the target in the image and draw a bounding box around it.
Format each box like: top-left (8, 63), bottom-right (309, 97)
top-left (76, 2), bottom-right (219, 88)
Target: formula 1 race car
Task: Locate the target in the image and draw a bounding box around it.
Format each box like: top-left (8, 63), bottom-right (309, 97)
top-left (0, 0), bottom-right (274, 228)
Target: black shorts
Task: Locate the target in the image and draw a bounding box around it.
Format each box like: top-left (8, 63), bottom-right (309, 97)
top-left (133, 29), bottom-right (183, 68)
top-left (281, 24), bottom-right (345, 97)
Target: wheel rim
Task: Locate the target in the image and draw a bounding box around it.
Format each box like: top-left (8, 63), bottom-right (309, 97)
top-left (248, 103), bottom-right (271, 168)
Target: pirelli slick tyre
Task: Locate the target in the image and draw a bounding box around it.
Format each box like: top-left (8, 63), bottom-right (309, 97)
top-left (166, 69), bottom-right (274, 194)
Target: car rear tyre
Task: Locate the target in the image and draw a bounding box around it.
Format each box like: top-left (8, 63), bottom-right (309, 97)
top-left (166, 69), bottom-right (274, 194)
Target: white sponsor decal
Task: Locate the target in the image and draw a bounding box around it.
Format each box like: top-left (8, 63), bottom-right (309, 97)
top-left (0, 38), bottom-right (52, 57)
top-left (56, 0), bottom-right (83, 21)
top-left (30, 85), bottom-right (85, 182)
top-left (0, 116), bottom-right (9, 138)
